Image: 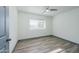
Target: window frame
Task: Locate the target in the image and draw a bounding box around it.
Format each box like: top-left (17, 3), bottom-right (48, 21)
top-left (29, 18), bottom-right (46, 30)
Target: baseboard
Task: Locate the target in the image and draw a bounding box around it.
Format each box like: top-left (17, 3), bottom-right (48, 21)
top-left (19, 35), bottom-right (53, 41)
top-left (51, 35), bottom-right (79, 45)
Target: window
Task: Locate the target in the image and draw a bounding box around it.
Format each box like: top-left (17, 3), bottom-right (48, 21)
top-left (29, 19), bottom-right (46, 30)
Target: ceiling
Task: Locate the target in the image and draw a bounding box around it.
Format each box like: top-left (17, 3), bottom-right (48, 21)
top-left (17, 6), bottom-right (79, 16)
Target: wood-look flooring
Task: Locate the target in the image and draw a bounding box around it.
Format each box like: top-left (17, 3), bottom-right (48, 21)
top-left (13, 36), bottom-right (79, 53)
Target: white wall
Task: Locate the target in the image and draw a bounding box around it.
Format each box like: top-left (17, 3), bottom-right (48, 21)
top-left (52, 8), bottom-right (79, 44)
top-left (18, 12), bottom-right (52, 40)
top-left (9, 7), bottom-right (18, 52)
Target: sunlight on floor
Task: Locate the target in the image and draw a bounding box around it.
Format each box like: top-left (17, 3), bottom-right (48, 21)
top-left (49, 48), bottom-right (63, 53)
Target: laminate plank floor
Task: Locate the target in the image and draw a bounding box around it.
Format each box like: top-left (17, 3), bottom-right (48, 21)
top-left (13, 36), bottom-right (79, 53)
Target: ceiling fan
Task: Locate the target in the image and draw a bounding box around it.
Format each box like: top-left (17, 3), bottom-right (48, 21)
top-left (42, 6), bottom-right (58, 14)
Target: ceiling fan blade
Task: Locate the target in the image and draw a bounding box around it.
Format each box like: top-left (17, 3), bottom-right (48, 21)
top-left (50, 9), bottom-right (58, 11)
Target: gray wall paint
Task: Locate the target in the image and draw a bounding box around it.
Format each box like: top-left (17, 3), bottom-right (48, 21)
top-left (52, 8), bottom-right (79, 44)
top-left (18, 12), bottom-right (52, 40)
top-left (9, 7), bottom-right (18, 52)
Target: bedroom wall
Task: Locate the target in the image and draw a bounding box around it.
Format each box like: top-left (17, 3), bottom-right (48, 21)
top-left (52, 8), bottom-right (79, 44)
top-left (18, 11), bottom-right (53, 40)
top-left (9, 7), bottom-right (18, 52)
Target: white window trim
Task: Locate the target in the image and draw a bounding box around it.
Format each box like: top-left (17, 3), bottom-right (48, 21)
top-left (29, 19), bottom-right (46, 30)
